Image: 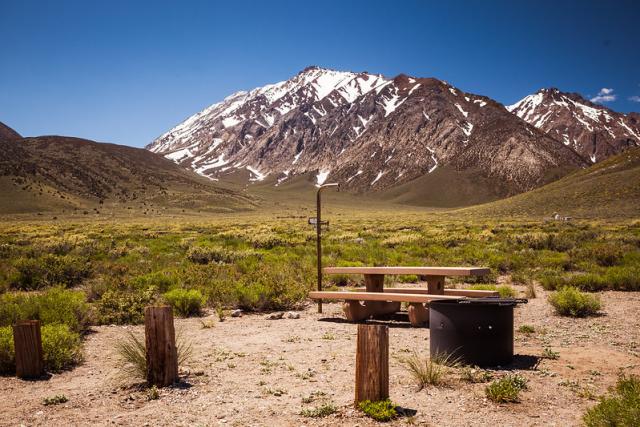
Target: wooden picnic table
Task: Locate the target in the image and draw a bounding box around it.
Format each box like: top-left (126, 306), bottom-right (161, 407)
top-left (310, 266), bottom-right (492, 326)
top-left (323, 266), bottom-right (490, 294)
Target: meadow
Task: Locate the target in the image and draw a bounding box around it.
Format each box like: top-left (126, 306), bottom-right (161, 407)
top-left (1, 211), bottom-right (639, 335)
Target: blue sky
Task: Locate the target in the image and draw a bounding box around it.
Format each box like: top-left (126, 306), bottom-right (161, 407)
top-left (1, 0), bottom-right (639, 148)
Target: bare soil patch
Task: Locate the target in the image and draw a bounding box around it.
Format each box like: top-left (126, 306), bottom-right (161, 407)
top-left (1, 285), bottom-right (639, 426)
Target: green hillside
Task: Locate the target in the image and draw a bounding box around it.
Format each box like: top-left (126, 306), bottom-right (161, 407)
top-left (465, 147), bottom-right (640, 218)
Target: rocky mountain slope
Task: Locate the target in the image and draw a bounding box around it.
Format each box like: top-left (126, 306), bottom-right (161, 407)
top-left (148, 67), bottom-right (586, 199)
top-left (507, 88), bottom-right (640, 163)
top-left (0, 121), bottom-right (22, 142)
top-left (0, 123), bottom-right (254, 214)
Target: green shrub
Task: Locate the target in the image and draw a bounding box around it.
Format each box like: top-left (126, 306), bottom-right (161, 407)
top-left (513, 232), bottom-right (575, 251)
top-left (573, 243), bottom-right (625, 267)
top-left (485, 375), bottom-right (528, 403)
top-left (0, 327), bottom-right (14, 374)
top-left (358, 399), bottom-right (398, 422)
top-left (0, 324), bottom-right (81, 373)
top-left (548, 286), bottom-right (602, 317)
top-left (41, 324), bottom-right (82, 372)
top-left (234, 265), bottom-right (309, 311)
top-left (249, 234), bottom-right (287, 249)
top-left (11, 255), bottom-right (91, 290)
top-left (164, 289), bottom-right (205, 317)
top-left (130, 272), bottom-right (177, 293)
top-left (96, 287), bottom-right (157, 325)
top-left (0, 288), bottom-right (90, 332)
top-left (518, 325), bottom-right (535, 334)
top-left (187, 246), bottom-right (242, 264)
top-left (583, 374), bottom-right (640, 427)
top-left (398, 275), bottom-right (419, 283)
top-left (43, 394), bottom-right (69, 406)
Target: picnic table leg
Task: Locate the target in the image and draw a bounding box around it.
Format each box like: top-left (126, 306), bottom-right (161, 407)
top-left (343, 301), bottom-right (370, 322)
top-left (421, 275), bottom-right (445, 295)
top-left (408, 303), bottom-right (429, 326)
top-left (364, 274), bottom-right (400, 317)
top-left (404, 275), bottom-right (445, 327)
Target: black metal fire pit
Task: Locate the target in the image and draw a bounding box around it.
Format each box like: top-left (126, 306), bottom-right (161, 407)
top-left (429, 298), bottom-right (527, 367)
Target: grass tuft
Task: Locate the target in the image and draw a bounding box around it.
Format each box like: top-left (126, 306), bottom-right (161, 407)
top-left (114, 329), bottom-right (192, 383)
top-left (400, 351), bottom-right (459, 389)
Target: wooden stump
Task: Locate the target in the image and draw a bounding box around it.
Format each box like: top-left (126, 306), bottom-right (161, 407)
top-left (145, 306), bottom-right (179, 387)
top-left (355, 324), bottom-right (389, 405)
top-left (13, 320), bottom-right (44, 379)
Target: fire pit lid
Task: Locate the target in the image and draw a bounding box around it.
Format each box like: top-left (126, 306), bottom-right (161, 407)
top-left (432, 297), bottom-right (528, 306)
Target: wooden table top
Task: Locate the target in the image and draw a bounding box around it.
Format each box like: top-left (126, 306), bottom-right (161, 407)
top-left (323, 266), bottom-right (490, 276)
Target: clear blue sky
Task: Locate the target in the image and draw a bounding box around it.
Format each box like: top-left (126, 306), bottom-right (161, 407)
top-left (1, 0), bottom-right (639, 147)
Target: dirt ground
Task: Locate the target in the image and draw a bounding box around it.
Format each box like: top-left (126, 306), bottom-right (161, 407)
top-left (1, 284), bottom-right (639, 427)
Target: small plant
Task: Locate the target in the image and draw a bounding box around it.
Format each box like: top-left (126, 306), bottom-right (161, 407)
top-left (163, 288), bottom-right (205, 317)
top-left (548, 286), bottom-right (601, 317)
top-left (43, 394), bottom-right (68, 406)
top-left (518, 325), bottom-right (536, 334)
top-left (265, 387), bottom-right (287, 396)
top-left (460, 366), bottom-right (494, 383)
top-left (199, 319), bottom-right (215, 329)
top-left (358, 399), bottom-right (398, 422)
top-left (147, 386), bottom-right (160, 400)
top-left (542, 348), bottom-right (560, 360)
top-left (525, 282), bottom-right (537, 299)
top-left (583, 374), bottom-right (640, 426)
top-left (400, 351), bottom-right (459, 389)
top-left (216, 306), bottom-right (226, 322)
top-left (301, 402), bottom-right (338, 418)
top-left (321, 332), bottom-right (335, 340)
top-left (485, 374), bottom-right (528, 403)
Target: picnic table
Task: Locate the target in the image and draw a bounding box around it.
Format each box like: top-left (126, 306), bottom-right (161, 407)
top-left (309, 266), bottom-right (494, 326)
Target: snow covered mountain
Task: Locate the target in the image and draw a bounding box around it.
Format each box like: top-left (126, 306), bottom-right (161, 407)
top-left (148, 67), bottom-right (586, 198)
top-left (507, 88), bottom-right (640, 163)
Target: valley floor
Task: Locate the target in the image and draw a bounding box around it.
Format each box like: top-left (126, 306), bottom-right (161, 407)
top-left (1, 283), bottom-right (639, 427)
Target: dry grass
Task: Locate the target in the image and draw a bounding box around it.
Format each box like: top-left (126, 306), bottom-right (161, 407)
top-left (114, 329), bottom-right (193, 383)
top-left (400, 351), bottom-right (460, 390)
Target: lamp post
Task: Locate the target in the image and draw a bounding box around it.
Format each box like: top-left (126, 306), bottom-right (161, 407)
top-left (316, 183), bottom-right (339, 313)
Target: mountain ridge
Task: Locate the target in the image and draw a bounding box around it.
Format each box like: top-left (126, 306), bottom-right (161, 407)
top-left (148, 66), bottom-right (587, 202)
top-left (507, 88), bottom-right (640, 163)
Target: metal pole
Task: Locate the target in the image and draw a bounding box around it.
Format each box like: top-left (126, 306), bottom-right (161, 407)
top-left (315, 183), bottom-right (339, 314)
top-left (317, 189), bottom-right (322, 313)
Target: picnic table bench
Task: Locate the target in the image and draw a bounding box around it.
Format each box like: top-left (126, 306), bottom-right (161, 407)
top-left (309, 266), bottom-right (495, 326)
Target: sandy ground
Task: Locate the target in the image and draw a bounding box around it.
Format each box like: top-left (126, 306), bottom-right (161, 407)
top-left (1, 285), bottom-right (639, 427)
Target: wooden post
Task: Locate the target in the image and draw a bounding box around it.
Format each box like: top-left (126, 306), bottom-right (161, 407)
top-left (145, 306), bottom-right (179, 387)
top-left (355, 324), bottom-right (389, 405)
top-left (13, 320), bottom-right (44, 379)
